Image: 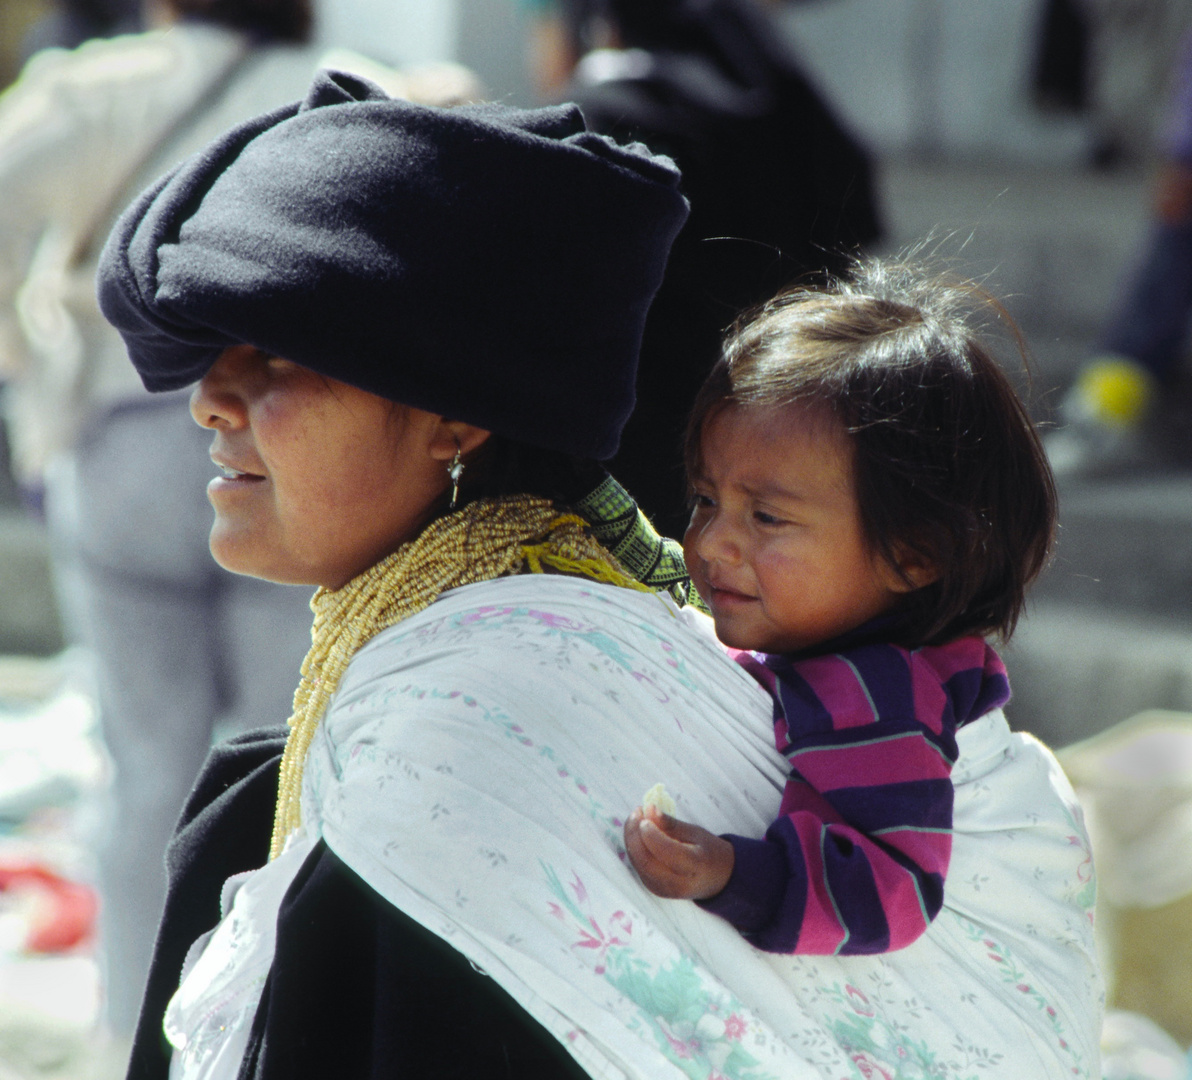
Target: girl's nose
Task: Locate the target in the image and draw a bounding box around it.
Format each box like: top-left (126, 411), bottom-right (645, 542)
top-left (689, 507), bottom-right (742, 566)
top-left (189, 345), bottom-right (253, 430)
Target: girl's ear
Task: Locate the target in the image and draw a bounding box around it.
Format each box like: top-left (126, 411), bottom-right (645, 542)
top-left (427, 419), bottom-right (492, 461)
top-left (883, 544), bottom-right (941, 594)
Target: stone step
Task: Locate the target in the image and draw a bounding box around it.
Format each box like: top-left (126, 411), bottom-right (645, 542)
top-left (877, 155), bottom-right (1150, 396)
top-left (1004, 599), bottom-right (1192, 750)
top-left (1038, 474), bottom-right (1192, 618)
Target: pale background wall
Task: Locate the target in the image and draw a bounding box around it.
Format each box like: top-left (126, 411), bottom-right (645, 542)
top-left (305, 0), bottom-right (1090, 161)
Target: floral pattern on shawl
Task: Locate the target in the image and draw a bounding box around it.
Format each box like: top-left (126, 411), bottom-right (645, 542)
top-left (166, 577), bottom-right (1103, 1080)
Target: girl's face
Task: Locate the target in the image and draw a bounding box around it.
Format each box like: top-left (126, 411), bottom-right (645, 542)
top-left (684, 402), bottom-right (919, 654)
top-left (190, 345), bottom-right (457, 589)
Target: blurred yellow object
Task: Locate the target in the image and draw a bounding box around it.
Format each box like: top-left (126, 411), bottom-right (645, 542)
top-left (1074, 356), bottom-right (1156, 428)
top-left (1112, 894), bottom-right (1192, 1047)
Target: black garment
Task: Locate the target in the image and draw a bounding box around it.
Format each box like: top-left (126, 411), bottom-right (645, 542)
top-left (127, 728), bottom-right (590, 1080)
top-left (566, 0), bottom-right (882, 537)
top-left (98, 71), bottom-right (688, 462)
top-left (1032, 0), bottom-right (1090, 113)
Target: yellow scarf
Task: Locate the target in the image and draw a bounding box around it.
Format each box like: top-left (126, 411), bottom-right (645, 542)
top-left (270, 494), bottom-right (648, 858)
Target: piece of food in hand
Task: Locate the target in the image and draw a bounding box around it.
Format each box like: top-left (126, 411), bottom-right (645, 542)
top-left (641, 782), bottom-right (677, 817)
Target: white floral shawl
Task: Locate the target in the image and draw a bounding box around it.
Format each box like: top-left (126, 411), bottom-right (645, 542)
top-left (165, 575), bottom-right (1103, 1080)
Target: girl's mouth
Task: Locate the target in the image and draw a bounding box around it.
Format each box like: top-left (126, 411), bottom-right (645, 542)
top-left (708, 584), bottom-right (756, 605)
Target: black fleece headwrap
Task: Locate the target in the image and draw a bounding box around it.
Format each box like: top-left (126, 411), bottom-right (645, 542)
top-left (97, 70), bottom-right (688, 459)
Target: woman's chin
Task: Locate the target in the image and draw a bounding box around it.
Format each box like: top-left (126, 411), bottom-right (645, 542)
top-left (209, 525), bottom-right (288, 583)
top-left (208, 525), bottom-right (350, 589)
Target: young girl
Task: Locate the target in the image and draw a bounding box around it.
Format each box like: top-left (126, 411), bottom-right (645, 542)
top-left (625, 259), bottom-right (1060, 956)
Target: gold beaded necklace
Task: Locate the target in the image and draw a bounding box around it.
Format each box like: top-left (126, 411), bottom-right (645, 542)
top-left (270, 494), bottom-right (648, 858)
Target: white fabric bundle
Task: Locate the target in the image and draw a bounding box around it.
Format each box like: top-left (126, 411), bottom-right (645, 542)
top-left (1061, 710), bottom-right (1192, 909)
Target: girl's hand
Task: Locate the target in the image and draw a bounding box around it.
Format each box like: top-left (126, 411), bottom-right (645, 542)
top-left (623, 804), bottom-right (735, 900)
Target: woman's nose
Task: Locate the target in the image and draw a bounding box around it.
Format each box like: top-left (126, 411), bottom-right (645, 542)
top-left (189, 346), bottom-right (252, 430)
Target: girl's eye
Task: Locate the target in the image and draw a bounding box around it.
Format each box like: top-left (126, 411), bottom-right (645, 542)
top-left (753, 510), bottom-right (785, 526)
top-left (691, 492), bottom-right (715, 509)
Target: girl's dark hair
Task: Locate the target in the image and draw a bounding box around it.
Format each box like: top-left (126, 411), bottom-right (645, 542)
top-left (163, 0), bottom-right (312, 42)
top-left (685, 257), bottom-right (1058, 648)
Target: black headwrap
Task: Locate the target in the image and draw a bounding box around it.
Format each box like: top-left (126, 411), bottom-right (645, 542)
top-left (97, 70), bottom-right (688, 459)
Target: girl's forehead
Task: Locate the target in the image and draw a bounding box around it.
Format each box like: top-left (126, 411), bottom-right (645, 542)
top-left (697, 401), bottom-right (857, 498)
top-left (703, 400), bottom-right (847, 453)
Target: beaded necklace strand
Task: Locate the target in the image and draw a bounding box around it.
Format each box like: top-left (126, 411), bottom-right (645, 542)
top-left (270, 494), bottom-right (648, 858)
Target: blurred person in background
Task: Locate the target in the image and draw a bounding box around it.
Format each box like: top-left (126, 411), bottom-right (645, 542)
top-left (19, 0), bottom-right (141, 64)
top-left (1079, 0), bottom-right (1192, 168)
top-left (526, 0), bottom-right (882, 538)
top-left (1032, 0), bottom-right (1089, 116)
top-left (0, 0), bottom-right (479, 1053)
top-left (1048, 21), bottom-right (1192, 478)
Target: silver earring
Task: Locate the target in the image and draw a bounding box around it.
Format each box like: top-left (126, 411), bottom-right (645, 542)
top-left (447, 442), bottom-right (465, 509)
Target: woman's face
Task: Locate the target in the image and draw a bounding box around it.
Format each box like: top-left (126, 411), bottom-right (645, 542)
top-left (190, 345), bottom-right (454, 589)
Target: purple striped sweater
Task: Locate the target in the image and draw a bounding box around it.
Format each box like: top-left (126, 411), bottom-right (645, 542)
top-left (697, 632), bottom-right (1010, 955)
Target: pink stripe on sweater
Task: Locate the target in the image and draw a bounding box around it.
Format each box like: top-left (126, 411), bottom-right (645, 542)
top-left (779, 777), bottom-right (847, 822)
top-left (789, 814), bottom-right (847, 953)
top-left (876, 826), bottom-right (953, 879)
top-left (730, 649), bottom-right (777, 695)
top-left (910, 658), bottom-right (948, 736)
top-left (915, 639), bottom-right (1002, 685)
top-left (791, 733), bottom-right (951, 791)
top-left (866, 844), bottom-right (933, 950)
top-left (795, 655), bottom-right (876, 728)
top-left (730, 650), bottom-right (787, 746)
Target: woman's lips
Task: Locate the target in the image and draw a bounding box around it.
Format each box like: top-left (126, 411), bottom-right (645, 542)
top-left (219, 464), bottom-right (252, 478)
top-left (208, 458), bottom-right (266, 496)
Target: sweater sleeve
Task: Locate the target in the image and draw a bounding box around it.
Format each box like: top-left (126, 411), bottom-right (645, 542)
top-left (699, 640), bottom-right (1004, 955)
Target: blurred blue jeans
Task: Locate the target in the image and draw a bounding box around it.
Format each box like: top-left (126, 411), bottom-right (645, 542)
top-left (1102, 218), bottom-right (1192, 380)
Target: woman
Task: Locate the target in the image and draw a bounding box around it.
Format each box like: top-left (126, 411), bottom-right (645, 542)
top-left (101, 72), bottom-right (1102, 1079)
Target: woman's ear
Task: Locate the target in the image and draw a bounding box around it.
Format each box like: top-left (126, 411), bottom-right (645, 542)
top-left (427, 419), bottom-right (492, 462)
